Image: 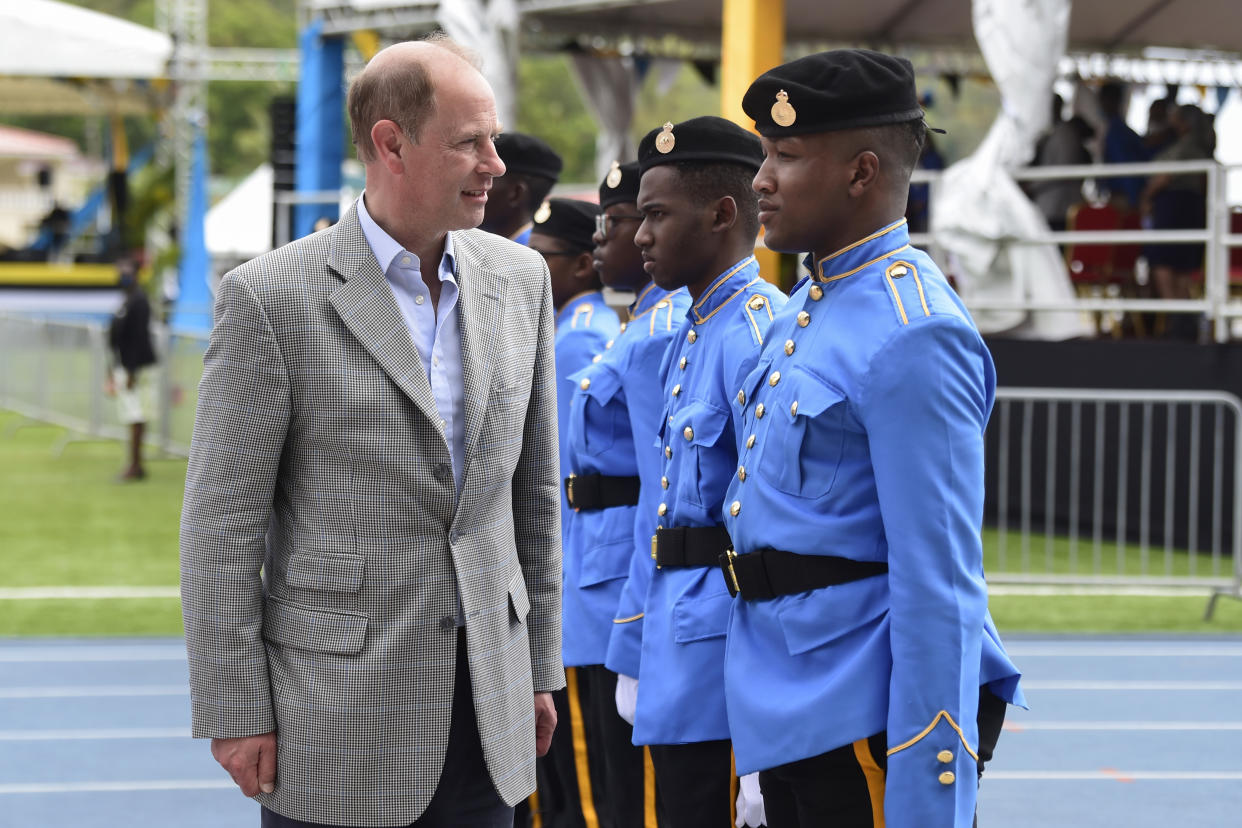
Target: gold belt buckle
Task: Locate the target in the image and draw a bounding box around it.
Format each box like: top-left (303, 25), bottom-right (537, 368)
top-left (723, 547), bottom-right (741, 596)
top-left (566, 473), bottom-right (578, 511)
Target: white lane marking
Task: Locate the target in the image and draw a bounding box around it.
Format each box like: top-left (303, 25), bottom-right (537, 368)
top-left (0, 646), bottom-right (185, 662)
top-left (987, 770), bottom-right (1242, 780)
top-left (0, 779), bottom-right (232, 794)
top-left (1004, 645), bottom-right (1242, 657)
top-left (1020, 680), bottom-right (1242, 690)
top-left (0, 685), bottom-right (187, 699)
top-left (0, 728), bottom-right (189, 741)
top-left (0, 587), bottom-right (180, 600)
top-left (1005, 721), bottom-right (1242, 731)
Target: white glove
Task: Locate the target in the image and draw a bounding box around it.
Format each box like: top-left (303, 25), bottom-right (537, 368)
top-left (614, 673), bottom-right (638, 725)
top-left (735, 772), bottom-right (766, 827)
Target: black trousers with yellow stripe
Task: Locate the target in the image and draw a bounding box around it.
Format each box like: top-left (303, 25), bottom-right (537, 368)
top-left (518, 665), bottom-right (662, 828)
top-left (758, 688), bottom-right (1008, 828)
top-left (647, 739), bottom-right (741, 828)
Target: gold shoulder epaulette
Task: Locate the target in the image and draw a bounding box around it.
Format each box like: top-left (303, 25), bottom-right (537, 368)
top-left (743, 293), bottom-right (775, 344)
top-left (570, 301), bottom-right (594, 330)
top-left (883, 260), bottom-right (930, 326)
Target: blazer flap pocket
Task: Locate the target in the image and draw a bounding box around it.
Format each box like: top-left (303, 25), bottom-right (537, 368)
top-left (287, 552), bottom-right (365, 593)
top-left (508, 571), bottom-right (531, 621)
top-left (264, 596), bottom-right (368, 656)
top-left (776, 575), bottom-right (888, 656)
top-left (672, 589), bottom-right (733, 644)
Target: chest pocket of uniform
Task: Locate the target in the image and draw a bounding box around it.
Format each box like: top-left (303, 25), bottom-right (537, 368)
top-left (668, 401), bottom-right (730, 509)
top-left (757, 376), bottom-right (847, 498)
top-left (570, 364), bottom-right (625, 459)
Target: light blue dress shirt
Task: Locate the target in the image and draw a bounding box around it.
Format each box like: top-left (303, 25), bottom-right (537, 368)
top-left (357, 194), bottom-right (465, 493)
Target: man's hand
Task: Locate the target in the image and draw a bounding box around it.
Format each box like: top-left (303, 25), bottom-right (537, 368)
top-left (211, 732), bottom-right (277, 797)
top-left (534, 692), bottom-right (557, 757)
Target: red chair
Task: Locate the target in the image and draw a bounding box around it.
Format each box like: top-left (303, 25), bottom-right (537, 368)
top-left (1065, 201), bottom-right (1120, 288)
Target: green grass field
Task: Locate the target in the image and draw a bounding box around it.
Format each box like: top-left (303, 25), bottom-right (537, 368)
top-left (2, 409), bottom-right (1241, 637)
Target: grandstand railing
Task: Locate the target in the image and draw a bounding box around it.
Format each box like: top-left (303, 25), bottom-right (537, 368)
top-left (911, 159), bottom-right (1242, 342)
top-left (988, 386), bottom-right (1242, 617)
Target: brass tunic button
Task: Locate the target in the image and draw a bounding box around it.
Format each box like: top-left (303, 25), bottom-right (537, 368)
top-left (809, 284), bottom-right (824, 301)
top-left (784, 339), bottom-right (795, 356)
top-left (790, 401), bottom-right (799, 416)
top-left (891, 264), bottom-right (909, 277)
top-left (769, 371), bottom-right (781, 387)
top-left (937, 750), bottom-right (953, 764)
top-left (592, 354), bottom-right (602, 363)
top-left (729, 500), bottom-right (741, 516)
top-left (683, 426), bottom-right (694, 441)
top-left (619, 322), bottom-right (627, 332)
top-left (938, 771), bottom-right (955, 786)
top-left (672, 384), bottom-right (681, 397)
top-left (665, 446), bottom-right (672, 458)
top-left (661, 476), bottom-right (669, 490)
top-left (580, 378), bottom-right (591, 390)
top-left (746, 434), bottom-right (755, 449)
top-left (657, 503), bottom-right (667, 516)
top-left (737, 466), bottom-right (746, 482)
top-left (605, 339), bottom-right (614, 349)
top-left (687, 330), bottom-right (697, 343)
top-left (679, 356), bottom-right (688, 370)
top-left (737, 390), bottom-right (746, 406)
top-left (748, 296), bottom-right (764, 310)
top-left (656, 300), bottom-right (670, 308)
top-left (797, 311), bottom-right (810, 327)
top-left (755, 403), bottom-right (765, 418)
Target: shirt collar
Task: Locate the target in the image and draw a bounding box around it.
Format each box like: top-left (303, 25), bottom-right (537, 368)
top-left (357, 192), bottom-right (457, 280)
top-left (689, 256), bottom-right (758, 325)
top-left (811, 218), bottom-right (911, 283)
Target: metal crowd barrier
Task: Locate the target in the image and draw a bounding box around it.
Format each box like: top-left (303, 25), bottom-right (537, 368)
top-left (987, 387), bottom-right (1242, 617)
top-left (0, 313), bottom-right (208, 458)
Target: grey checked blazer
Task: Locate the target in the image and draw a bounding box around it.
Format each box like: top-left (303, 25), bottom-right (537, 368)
top-left (179, 204), bottom-right (564, 826)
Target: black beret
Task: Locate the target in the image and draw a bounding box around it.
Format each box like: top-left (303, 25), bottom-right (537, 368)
top-left (495, 132), bottom-right (563, 181)
top-left (531, 197), bottom-right (600, 252)
top-left (598, 160), bottom-right (641, 209)
top-left (742, 49), bottom-right (924, 137)
top-left (637, 116), bottom-right (763, 174)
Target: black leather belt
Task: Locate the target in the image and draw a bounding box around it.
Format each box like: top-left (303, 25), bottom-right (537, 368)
top-left (564, 473), bottom-right (641, 512)
top-left (719, 548), bottom-right (888, 600)
top-left (652, 525), bottom-right (732, 568)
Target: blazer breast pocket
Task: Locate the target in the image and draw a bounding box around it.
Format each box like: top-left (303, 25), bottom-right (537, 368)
top-left (756, 374), bottom-right (848, 499)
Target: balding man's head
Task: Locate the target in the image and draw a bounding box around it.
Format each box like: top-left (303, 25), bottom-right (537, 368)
top-left (347, 34), bottom-right (483, 163)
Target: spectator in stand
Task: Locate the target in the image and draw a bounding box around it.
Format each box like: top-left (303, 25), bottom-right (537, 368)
top-left (1099, 82), bottom-right (1152, 208)
top-left (1144, 97), bottom-right (1176, 156)
top-left (1029, 94), bottom-right (1094, 232)
top-left (1142, 103), bottom-right (1214, 336)
top-left (105, 260), bottom-right (157, 480)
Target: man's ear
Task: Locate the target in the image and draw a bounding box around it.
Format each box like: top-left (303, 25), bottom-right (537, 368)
top-left (849, 151), bottom-right (880, 197)
top-left (710, 195), bottom-right (738, 234)
top-left (510, 178), bottom-right (529, 209)
top-left (572, 250), bottom-right (597, 283)
top-left (370, 120), bottom-right (406, 174)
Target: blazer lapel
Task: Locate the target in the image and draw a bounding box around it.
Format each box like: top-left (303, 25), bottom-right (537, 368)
top-left (454, 235), bottom-right (506, 482)
top-left (327, 207), bottom-right (441, 424)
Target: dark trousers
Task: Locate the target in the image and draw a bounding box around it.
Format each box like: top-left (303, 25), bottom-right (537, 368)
top-left (647, 739), bottom-right (734, 828)
top-left (759, 688), bottom-right (1008, 828)
top-left (577, 664), bottom-right (661, 828)
top-left (262, 630), bottom-right (513, 828)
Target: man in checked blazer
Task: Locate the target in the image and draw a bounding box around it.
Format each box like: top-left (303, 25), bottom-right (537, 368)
top-left (179, 36), bottom-right (563, 827)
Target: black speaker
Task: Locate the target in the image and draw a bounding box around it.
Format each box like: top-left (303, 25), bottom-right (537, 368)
top-left (270, 95), bottom-right (297, 247)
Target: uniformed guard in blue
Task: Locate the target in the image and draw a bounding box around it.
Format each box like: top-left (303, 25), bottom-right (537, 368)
top-left (480, 131), bottom-right (562, 247)
top-left (609, 116), bottom-right (786, 828)
top-left (721, 50), bottom-right (1025, 828)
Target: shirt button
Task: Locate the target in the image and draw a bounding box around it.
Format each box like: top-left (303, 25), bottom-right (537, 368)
top-left (809, 284), bottom-right (824, 301)
top-left (415, 295), bottom-right (426, 305)
top-left (755, 403), bottom-right (765, 419)
top-left (784, 339), bottom-right (795, 356)
top-left (797, 311), bottom-right (810, 327)
top-left (769, 371), bottom-right (781, 387)
top-left (439, 419), bottom-right (447, 429)
top-left (729, 500), bottom-right (741, 516)
top-left (937, 750), bottom-right (954, 764)
top-left (687, 329), bottom-right (697, 344)
top-left (401, 256), bottom-right (412, 267)
top-left (938, 771), bottom-right (956, 786)
top-left (683, 426), bottom-right (694, 441)
top-left (433, 357), bottom-right (439, 366)
top-left (746, 434), bottom-right (755, 449)
top-left (580, 378), bottom-right (591, 390)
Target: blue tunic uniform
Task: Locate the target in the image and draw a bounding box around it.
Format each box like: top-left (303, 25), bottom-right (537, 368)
top-left (563, 283), bottom-right (690, 667)
top-left (629, 257), bottom-right (786, 746)
top-left (721, 219), bottom-right (1024, 827)
top-left (555, 291), bottom-right (622, 558)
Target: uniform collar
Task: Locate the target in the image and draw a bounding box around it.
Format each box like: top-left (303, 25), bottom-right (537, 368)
top-left (812, 218), bottom-right (910, 283)
top-left (628, 281), bottom-right (662, 319)
top-left (690, 256), bottom-right (759, 325)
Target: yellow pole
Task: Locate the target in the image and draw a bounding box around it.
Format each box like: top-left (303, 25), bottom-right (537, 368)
top-left (721, 0), bottom-right (785, 284)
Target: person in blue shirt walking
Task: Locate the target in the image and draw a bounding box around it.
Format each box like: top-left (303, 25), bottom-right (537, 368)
top-left (527, 196), bottom-right (620, 828)
top-left (481, 132), bottom-right (562, 246)
top-left (611, 116), bottom-right (786, 828)
top-left (560, 161), bottom-right (686, 827)
top-left (718, 49), bottom-right (1025, 828)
